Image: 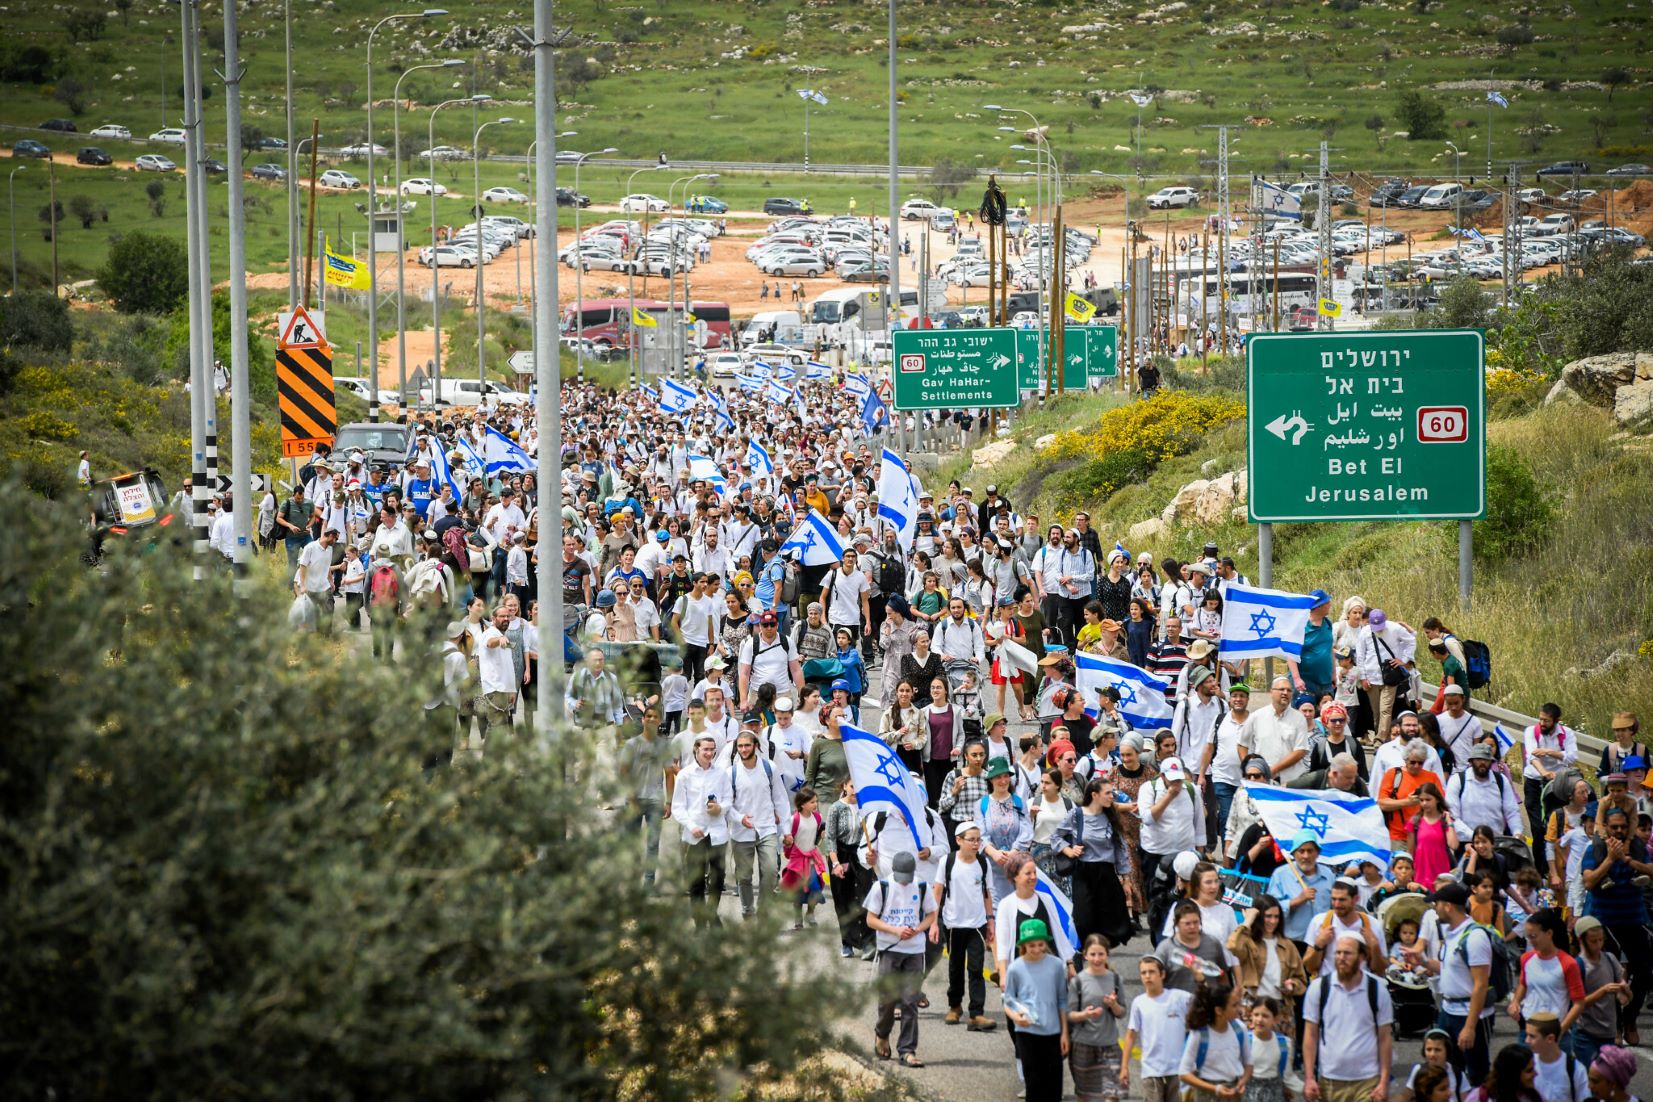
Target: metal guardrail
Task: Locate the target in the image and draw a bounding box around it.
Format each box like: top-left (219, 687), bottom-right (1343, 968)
top-left (1418, 683), bottom-right (1607, 756)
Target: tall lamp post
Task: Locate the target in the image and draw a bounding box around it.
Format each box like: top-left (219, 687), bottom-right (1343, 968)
top-left (568, 146), bottom-right (617, 387)
top-left (428, 94), bottom-right (490, 406)
top-left (522, 130), bottom-right (577, 365)
top-left (473, 115), bottom-right (518, 391)
top-left (990, 104), bottom-right (1059, 311)
top-left (1444, 140), bottom-right (1464, 235)
top-left (623, 163), bottom-right (668, 388)
top-left (366, 9), bottom-right (448, 416)
top-left (669, 172), bottom-right (717, 379)
top-left (392, 57), bottom-right (464, 403)
top-left (8, 165), bottom-right (23, 295)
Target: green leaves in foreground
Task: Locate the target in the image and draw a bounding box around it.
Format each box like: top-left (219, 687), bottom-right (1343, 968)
top-left (0, 485), bottom-right (848, 1100)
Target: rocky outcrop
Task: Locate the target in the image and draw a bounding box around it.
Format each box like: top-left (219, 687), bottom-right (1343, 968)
top-left (971, 440), bottom-right (1017, 470)
top-left (1161, 469), bottom-right (1248, 526)
top-left (1128, 517), bottom-right (1168, 546)
top-left (1547, 352), bottom-right (1653, 425)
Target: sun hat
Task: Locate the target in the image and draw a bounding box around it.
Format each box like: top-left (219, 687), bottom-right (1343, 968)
top-left (1017, 918), bottom-right (1052, 947)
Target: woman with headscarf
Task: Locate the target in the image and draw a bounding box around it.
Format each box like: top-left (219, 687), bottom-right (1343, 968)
top-left (1111, 733), bottom-right (1159, 919)
top-left (979, 757), bottom-right (1035, 908)
top-left (878, 594), bottom-right (918, 703)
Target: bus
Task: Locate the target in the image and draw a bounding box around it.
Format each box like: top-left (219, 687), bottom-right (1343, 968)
top-left (561, 298), bottom-right (732, 351)
top-left (1164, 271), bottom-right (1319, 320)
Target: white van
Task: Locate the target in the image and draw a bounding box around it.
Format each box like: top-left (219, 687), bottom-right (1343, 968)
top-left (416, 378), bottom-right (519, 408)
top-left (741, 310), bottom-right (806, 347)
top-left (1418, 183), bottom-right (1464, 209)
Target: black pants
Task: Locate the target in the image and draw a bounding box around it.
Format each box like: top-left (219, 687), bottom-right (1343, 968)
top-left (1016, 1030), bottom-right (1065, 1102)
top-left (865, 595), bottom-right (887, 662)
top-left (1606, 921), bottom-right (1652, 1023)
top-left (831, 841), bottom-right (872, 949)
top-left (946, 924), bottom-right (988, 1017)
top-left (1071, 859), bottom-right (1133, 951)
top-left (423, 703), bottom-right (456, 775)
top-left (924, 758), bottom-right (952, 811)
top-left (1141, 850), bottom-right (1180, 940)
top-left (683, 837), bottom-right (726, 929)
top-left (683, 642), bottom-right (709, 688)
top-left (1524, 776), bottom-right (1551, 877)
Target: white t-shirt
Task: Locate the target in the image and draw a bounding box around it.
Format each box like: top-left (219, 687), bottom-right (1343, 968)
top-left (1239, 706), bottom-right (1311, 784)
top-left (1437, 918), bottom-right (1495, 1018)
top-left (938, 853), bottom-right (990, 930)
top-left (1178, 1023), bottom-right (1245, 1084)
top-left (477, 625), bottom-right (517, 694)
top-left (1306, 910), bottom-right (1388, 976)
top-left (1534, 1050), bottom-right (1590, 1102)
top-left (1303, 972), bottom-right (1394, 1082)
top-left (297, 539), bottom-right (334, 594)
top-left (1127, 989), bottom-right (1194, 1077)
top-left (824, 565), bottom-right (870, 626)
top-left (1210, 713), bottom-right (1249, 788)
top-left (674, 593), bottom-right (721, 647)
top-left (740, 631), bottom-right (797, 690)
top-left (864, 879), bottom-right (936, 955)
top-left (1161, 898), bottom-right (1240, 945)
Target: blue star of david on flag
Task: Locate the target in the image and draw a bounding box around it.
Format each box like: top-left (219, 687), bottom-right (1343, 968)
top-left (1074, 653), bottom-right (1174, 731)
top-left (1248, 608), bottom-right (1278, 639)
top-left (1295, 805), bottom-right (1331, 838)
top-left (1244, 782), bottom-right (1392, 867)
top-left (874, 749), bottom-right (909, 789)
top-left (1117, 683), bottom-right (1139, 708)
top-left (779, 508), bottom-right (847, 568)
top-left (840, 721), bottom-right (932, 851)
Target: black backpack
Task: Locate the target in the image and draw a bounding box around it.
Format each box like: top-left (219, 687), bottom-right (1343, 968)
top-left (1461, 638), bottom-right (1492, 689)
top-left (1454, 922), bottom-right (1515, 1004)
top-left (876, 552), bottom-right (905, 597)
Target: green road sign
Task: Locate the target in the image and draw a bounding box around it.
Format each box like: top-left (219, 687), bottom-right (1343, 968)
top-left (1246, 329), bottom-right (1485, 523)
top-left (1015, 326), bottom-right (1118, 391)
top-left (892, 327), bottom-right (1019, 409)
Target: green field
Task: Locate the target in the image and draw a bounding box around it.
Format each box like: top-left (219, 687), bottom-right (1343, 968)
top-left (3, 0), bottom-right (1648, 288)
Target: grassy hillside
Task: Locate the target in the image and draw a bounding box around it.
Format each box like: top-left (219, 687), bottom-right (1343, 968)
top-left (3, 0), bottom-right (1649, 286)
top-left (941, 375), bottom-right (1653, 738)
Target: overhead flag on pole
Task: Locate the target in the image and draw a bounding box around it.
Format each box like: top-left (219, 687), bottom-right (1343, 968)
top-left (804, 360), bottom-right (833, 381)
top-left (631, 306), bottom-right (658, 328)
top-left (778, 508), bottom-right (848, 568)
top-left (876, 448), bottom-right (919, 551)
top-left (1074, 653), bottom-right (1174, 730)
top-left (659, 377), bottom-right (699, 414)
top-left (1064, 291), bottom-right (1096, 323)
top-left (1218, 583), bottom-right (1319, 662)
top-left (483, 426), bottom-right (534, 475)
top-left (1243, 782), bottom-right (1392, 868)
top-left (1487, 90), bottom-right (1509, 108)
top-left (322, 239), bottom-right (371, 290)
top-left (860, 387), bottom-right (888, 438)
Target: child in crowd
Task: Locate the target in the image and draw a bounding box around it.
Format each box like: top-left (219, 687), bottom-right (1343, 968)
top-left (1067, 935), bottom-right (1126, 1102)
top-left (1177, 981), bottom-right (1251, 1102)
top-left (1332, 646), bottom-right (1360, 711)
top-left (780, 790), bottom-right (827, 930)
top-left (1556, 811), bottom-right (1596, 920)
top-left (660, 660), bottom-right (689, 735)
top-left (1121, 954), bottom-right (1192, 1102)
top-left (1243, 996), bottom-right (1302, 1102)
top-left (1387, 918), bottom-right (1431, 989)
top-left (1504, 866), bottom-right (1543, 934)
top-left (1404, 1029), bottom-right (1471, 1102)
top-left (955, 668), bottom-right (985, 744)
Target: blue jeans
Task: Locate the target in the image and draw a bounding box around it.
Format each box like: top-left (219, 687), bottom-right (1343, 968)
top-left (1565, 1026), bottom-right (1611, 1068)
top-left (1436, 1009), bottom-right (1494, 1084)
top-left (284, 532), bottom-right (310, 568)
top-left (1213, 781), bottom-right (1239, 844)
top-left (628, 796), bottom-right (664, 887)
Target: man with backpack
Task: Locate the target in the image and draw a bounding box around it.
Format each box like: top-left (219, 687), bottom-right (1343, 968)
top-left (1404, 881), bottom-right (1497, 1082)
top-left (933, 823), bottom-right (997, 1032)
top-left (865, 851), bottom-right (939, 1066)
top-left (1302, 934), bottom-right (1395, 1102)
top-left (1521, 702), bottom-right (1577, 878)
top-left (1581, 806), bottom-right (1653, 1045)
top-left (1445, 743), bottom-right (1523, 839)
top-left (727, 730), bottom-right (791, 920)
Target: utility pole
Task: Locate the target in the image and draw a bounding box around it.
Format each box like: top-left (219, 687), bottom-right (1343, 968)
top-left (180, 0), bottom-right (212, 580)
top-left (1317, 141), bottom-right (1334, 331)
top-left (531, 0), bottom-right (563, 726)
top-left (284, 0), bottom-right (298, 308)
top-left (221, 0), bottom-right (253, 581)
top-left (887, 0), bottom-right (901, 453)
top-left (1217, 127), bottom-right (1229, 351)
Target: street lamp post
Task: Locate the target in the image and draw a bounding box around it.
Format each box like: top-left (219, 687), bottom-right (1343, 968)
top-left (473, 116), bottom-right (518, 394)
top-left (1444, 140), bottom-right (1464, 236)
top-left (8, 166), bottom-right (23, 295)
top-left (393, 58), bottom-right (464, 404)
top-left (522, 130), bottom-right (576, 371)
top-left (428, 94), bottom-right (490, 407)
top-left (284, 0), bottom-right (297, 306)
top-left (991, 104), bottom-right (1059, 314)
top-left (624, 164), bottom-right (668, 388)
top-left (669, 172), bottom-right (716, 380)
top-left (366, 10), bottom-right (447, 416)
top-left (569, 146), bottom-right (616, 387)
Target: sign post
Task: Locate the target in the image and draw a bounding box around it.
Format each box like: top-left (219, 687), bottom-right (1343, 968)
top-left (1247, 329), bottom-right (1485, 607)
top-left (276, 303), bottom-right (337, 461)
top-left (892, 327), bottom-right (1019, 410)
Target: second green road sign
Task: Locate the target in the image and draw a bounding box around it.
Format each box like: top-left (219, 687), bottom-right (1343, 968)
top-left (1247, 329), bottom-right (1486, 522)
top-left (892, 327), bottom-right (1019, 409)
top-left (1015, 326), bottom-right (1118, 391)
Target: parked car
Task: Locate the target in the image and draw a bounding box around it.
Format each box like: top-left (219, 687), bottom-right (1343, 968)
top-left (762, 197), bottom-right (812, 216)
top-left (1606, 163), bottom-right (1652, 177)
top-left (839, 260), bottom-right (889, 283)
top-left (1392, 185), bottom-right (1430, 208)
top-left (556, 187), bottom-right (591, 207)
top-left (400, 177), bottom-right (446, 196)
top-left (337, 142), bottom-right (387, 157)
top-left (1515, 187), bottom-right (1546, 205)
top-left (1532, 214), bottom-right (1575, 236)
top-left (1536, 161), bottom-right (1591, 177)
top-left (619, 193), bottom-right (668, 213)
top-left (251, 163), bottom-right (286, 181)
top-left (707, 351), bottom-right (744, 378)
top-left (148, 128), bottom-right (187, 144)
top-left (89, 123), bottom-right (131, 140)
top-left (761, 252), bottom-right (826, 277)
top-left (1147, 186), bottom-right (1200, 209)
top-left (416, 145), bottom-right (465, 161)
top-left (75, 147), bottom-right (112, 166)
top-left (482, 215), bottom-right (534, 239)
top-left (318, 169), bottom-right (361, 189)
top-left (900, 198), bottom-right (943, 220)
top-left (259, 136), bottom-right (288, 150)
top-left (1368, 179), bottom-right (1410, 207)
top-left (201, 158), bottom-right (228, 176)
top-left (39, 118), bottom-right (77, 133)
top-left (1557, 189), bottom-right (1598, 207)
top-left (482, 186), bottom-right (529, 204)
top-left (12, 139), bottom-right (50, 159)
top-left (418, 245), bottom-right (477, 268)
top-left (685, 194), bottom-right (727, 214)
top-left (135, 153), bottom-right (176, 172)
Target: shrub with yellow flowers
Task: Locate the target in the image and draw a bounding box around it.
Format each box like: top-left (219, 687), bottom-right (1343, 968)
top-left (1043, 390), bottom-right (1245, 464)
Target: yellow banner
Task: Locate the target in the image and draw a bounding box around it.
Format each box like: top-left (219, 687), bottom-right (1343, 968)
top-left (1318, 298), bottom-right (1342, 317)
top-left (322, 239), bottom-right (371, 291)
top-left (1064, 292), bottom-right (1096, 323)
top-left (631, 306), bottom-right (658, 328)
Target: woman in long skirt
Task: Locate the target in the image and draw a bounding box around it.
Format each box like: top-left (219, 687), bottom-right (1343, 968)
top-left (1050, 776), bottom-right (1136, 954)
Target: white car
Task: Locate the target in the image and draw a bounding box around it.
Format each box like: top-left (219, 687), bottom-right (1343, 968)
top-left (134, 154), bottom-right (176, 172)
top-left (89, 124), bottom-right (131, 140)
top-left (338, 142), bottom-right (388, 157)
top-left (900, 199), bottom-right (942, 221)
top-left (619, 193), bottom-right (669, 213)
top-left (417, 145), bottom-right (466, 161)
top-left (481, 186), bottom-right (529, 204)
top-left (762, 252), bottom-right (826, 277)
top-left (400, 177), bottom-right (446, 196)
top-left (708, 352), bottom-right (744, 378)
top-left (1147, 186), bottom-right (1200, 209)
top-left (482, 215), bottom-right (534, 239)
top-left (148, 128), bottom-right (187, 144)
top-left (418, 245), bottom-right (477, 268)
top-left (319, 169), bottom-right (361, 189)
top-left (577, 252), bottom-right (634, 274)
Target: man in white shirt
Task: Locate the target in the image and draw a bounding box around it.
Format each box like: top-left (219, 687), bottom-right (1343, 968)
top-left (738, 611), bottom-right (803, 712)
top-left (762, 697), bottom-right (812, 792)
top-left (209, 494), bottom-right (236, 565)
top-left (1434, 684), bottom-right (1483, 769)
top-left (932, 597), bottom-right (985, 676)
top-left (726, 730), bottom-right (791, 919)
top-left (1303, 934), bottom-right (1394, 1102)
top-left (1521, 701), bottom-right (1577, 880)
top-left (1355, 607), bottom-right (1416, 745)
top-left (1239, 676), bottom-right (1311, 784)
top-left (295, 527), bottom-right (339, 636)
top-left (476, 603), bottom-right (519, 741)
top-left (691, 524), bottom-right (733, 586)
top-left (1407, 881), bottom-right (1494, 1082)
top-left (1173, 664), bottom-right (1227, 795)
top-left (864, 851), bottom-right (938, 1063)
top-left (1138, 756), bottom-right (1205, 933)
top-left (1302, 878), bottom-right (1387, 977)
top-left (1524, 1013), bottom-right (1590, 1102)
top-left (670, 734), bottom-right (732, 929)
top-left (1446, 744), bottom-right (1524, 840)
top-left (821, 548), bottom-right (871, 640)
top-left (671, 573), bottom-right (722, 685)
top-left (934, 823), bottom-right (997, 1030)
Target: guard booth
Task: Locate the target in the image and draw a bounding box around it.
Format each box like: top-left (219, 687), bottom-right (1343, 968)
top-left (370, 209), bottom-right (402, 256)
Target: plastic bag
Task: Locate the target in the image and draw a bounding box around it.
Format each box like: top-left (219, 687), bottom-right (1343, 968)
top-left (289, 592), bottom-right (317, 631)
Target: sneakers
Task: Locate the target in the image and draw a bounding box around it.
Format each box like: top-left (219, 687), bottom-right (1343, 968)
top-left (944, 1006), bottom-right (963, 1025)
top-left (967, 1015), bottom-right (999, 1032)
top-left (840, 944), bottom-right (855, 958)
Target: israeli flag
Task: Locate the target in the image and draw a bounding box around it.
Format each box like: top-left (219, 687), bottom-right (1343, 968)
top-left (483, 426), bottom-right (534, 475)
top-left (1219, 582), bottom-right (1319, 662)
top-left (735, 373), bottom-right (764, 393)
top-left (705, 386), bottom-right (730, 416)
top-left (841, 721), bottom-right (933, 852)
top-left (640, 383), bottom-right (660, 401)
top-left (453, 432), bottom-right (485, 478)
top-left (772, 362), bottom-right (797, 382)
top-left (876, 448), bottom-right (919, 551)
top-left (1466, 227), bottom-right (1488, 244)
top-left (860, 388), bottom-right (888, 438)
top-left (805, 360), bottom-right (833, 381)
top-left (1493, 723), bottom-right (1516, 752)
top-left (429, 437), bottom-right (462, 500)
top-left (1129, 92), bottom-right (1152, 108)
top-left (660, 377), bottom-right (699, 414)
top-left (779, 507), bottom-right (848, 568)
top-left (746, 440), bottom-right (774, 477)
top-left (1487, 90), bottom-right (1509, 108)
top-left (1033, 867), bottom-right (1079, 961)
top-left (712, 406), bottom-right (736, 433)
top-left (843, 373), bottom-right (872, 401)
top-left (1243, 782), bottom-right (1392, 868)
top-left (766, 378), bottom-right (794, 407)
top-left (687, 454), bottom-right (721, 483)
top-left (1113, 540), bottom-right (1130, 564)
top-left (1254, 179), bottom-right (1303, 222)
top-left (1075, 652), bottom-right (1173, 730)
top-left (750, 361), bottom-right (774, 381)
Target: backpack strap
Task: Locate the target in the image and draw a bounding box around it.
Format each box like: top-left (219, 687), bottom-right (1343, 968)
top-left (1194, 1026), bottom-right (1210, 1076)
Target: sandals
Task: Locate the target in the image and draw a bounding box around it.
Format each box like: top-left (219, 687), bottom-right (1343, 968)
top-left (898, 1054), bottom-right (925, 1068)
top-left (874, 1035), bottom-right (892, 1061)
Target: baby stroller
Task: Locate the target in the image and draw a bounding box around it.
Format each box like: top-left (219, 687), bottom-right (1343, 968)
top-left (1378, 892), bottom-right (1436, 1040)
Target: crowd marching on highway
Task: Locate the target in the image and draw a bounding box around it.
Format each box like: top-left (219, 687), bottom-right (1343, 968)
top-left (262, 366), bottom-right (1646, 1102)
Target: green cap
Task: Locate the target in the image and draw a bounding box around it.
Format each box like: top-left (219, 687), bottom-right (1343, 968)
top-left (984, 756), bottom-right (1012, 780)
top-left (1018, 918), bottom-right (1051, 947)
top-left (1229, 681), bottom-right (1252, 695)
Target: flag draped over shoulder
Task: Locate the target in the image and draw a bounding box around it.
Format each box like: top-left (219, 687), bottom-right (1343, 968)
top-left (841, 721), bottom-right (932, 851)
